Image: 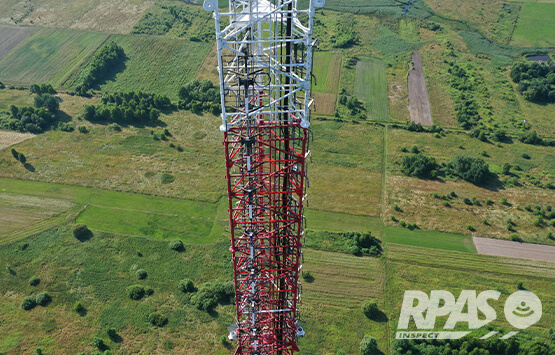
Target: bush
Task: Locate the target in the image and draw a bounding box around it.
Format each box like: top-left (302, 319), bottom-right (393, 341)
top-left (36, 292), bottom-right (51, 306)
top-left (466, 225), bottom-right (475, 232)
top-left (500, 197), bottom-right (509, 206)
top-left (21, 296), bottom-right (37, 310)
top-left (145, 287), bottom-right (154, 296)
top-left (463, 197), bottom-right (472, 205)
top-left (522, 153), bottom-right (531, 159)
top-left (74, 302), bottom-right (86, 314)
top-left (220, 335), bottom-right (229, 346)
top-left (486, 199), bottom-right (493, 206)
top-left (169, 239), bottom-right (184, 251)
top-left (126, 285), bottom-right (145, 300)
top-left (29, 276), bottom-right (40, 286)
top-left (92, 337), bottom-right (105, 350)
top-left (160, 173), bottom-right (175, 184)
top-left (78, 125), bottom-right (89, 133)
top-left (442, 201), bottom-right (451, 207)
top-left (360, 335), bottom-right (379, 355)
top-left (510, 234), bottom-right (522, 242)
top-left (190, 282), bottom-right (235, 311)
top-left (517, 281), bottom-right (525, 290)
top-left (362, 300), bottom-right (379, 319)
top-left (135, 269), bottom-right (147, 280)
top-left (178, 279), bottom-right (195, 293)
top-left (72, 224), bottom-right (90, 240)
top-left (148, 312), bottom-right (169, 327)
top-left (106, 328), bottom-right (118, 341)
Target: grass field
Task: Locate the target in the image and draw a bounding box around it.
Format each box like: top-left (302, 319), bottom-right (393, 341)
top-left (354, 57), bottom-right (389, 121)
top-left (97, 35), bottom-right (211, 99)
top-left (0, 192), bottom-right (74, 239)
top-left (0, 28), bottom-right (108, 88)
top-left (512, 3), bottom-right (555, 47)
top-left (310, 120), bottom-right (384, 216)
top-left (0, 0), bottom-right (152, 34)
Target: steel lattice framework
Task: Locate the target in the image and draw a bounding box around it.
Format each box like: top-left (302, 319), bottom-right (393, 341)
top-left (203, 0), bottom-right (324, 353)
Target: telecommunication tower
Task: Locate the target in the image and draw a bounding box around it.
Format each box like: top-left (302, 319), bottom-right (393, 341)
top-left (203, 0), bottom-right (323, 353)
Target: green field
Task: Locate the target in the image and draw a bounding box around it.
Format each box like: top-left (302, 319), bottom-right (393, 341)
top-left (384, 227), bottom-right (477, 253)
top-left (311, 51), bottom-right (341, 94)
top-left (354, 57), bottom-right (389, 121)
top-left (0, 178), bottom-right (226, 244)
top-left (512, 3), bottom-right (555, 46)
top-left (98, 35), bottom-right (212, 99)
top-left (0, 28), bottom-right (108, 87)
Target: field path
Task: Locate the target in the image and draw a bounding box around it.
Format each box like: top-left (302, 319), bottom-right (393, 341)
top-left (408, 51), bottom-right (433, 126)
top-left (473, 236), bottom-right (555, 262)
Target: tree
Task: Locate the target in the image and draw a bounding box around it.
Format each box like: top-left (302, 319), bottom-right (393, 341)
top-left (502, 163), bottom-right (512, 175)
top-left (11, 148), bottom-right (18, 160)
top-left (126, 285), bottom-right (145, 300)
top-left (148, 312), bottom-right (168, 327)
top-left (83, 105), bottom-right (96, 121)
top-left (360, 335), bottom-right (379, 355)
top-left (18, 152), bottom-right (26, 164)
top-left (72, 224), bottom-right (90, 240)
top-left (490, 129), bottom-right (507, 142)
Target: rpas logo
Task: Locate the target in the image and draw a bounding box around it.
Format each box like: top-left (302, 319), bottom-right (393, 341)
top-left (396, 290), bottom-right (542, 340)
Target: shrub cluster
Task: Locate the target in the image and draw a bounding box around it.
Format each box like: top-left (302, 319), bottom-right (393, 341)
top-left (178, 79), bottom-right (220, 115)
top-left (30, 84), bottom-right (56, 95)
top-left (21, 292), bottom-right (51, 310)
top-left (10, 148), bottom-right (26, 164)
top-left (190, 281), bottom-right (234, 312)
top-left (510, 61), bottom-right (555, 103)
top-left (401, 153), bottom-right (437, 179)
top-left (72, 224), bottom-right (91, 240)
top-left (75, 42), bottom-right (125, 95)
top-left (448, 155), bottom-right (490, 184)
top-left (345, 232), bottom-right (382, 256)
top-left (178, 278), bottom-right (195, 293)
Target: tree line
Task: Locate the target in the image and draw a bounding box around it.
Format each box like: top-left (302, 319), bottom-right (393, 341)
top-left (82, 91), bottom-right (171, 124)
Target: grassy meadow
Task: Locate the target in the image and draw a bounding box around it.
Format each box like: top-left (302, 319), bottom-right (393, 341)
top-left (97, 35), bottom-right (212, 99)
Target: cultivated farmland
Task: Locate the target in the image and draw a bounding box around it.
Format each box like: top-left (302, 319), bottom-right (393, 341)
top-left (0, 25), bottom-right (36, 60)
top-left (0, 28), bottom-right (108, 87)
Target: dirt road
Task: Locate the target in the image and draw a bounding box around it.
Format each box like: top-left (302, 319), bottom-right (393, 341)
top-left (473, 236), bottom-right (555, 262)
top-left (408, 51), bottom-right (433, 126)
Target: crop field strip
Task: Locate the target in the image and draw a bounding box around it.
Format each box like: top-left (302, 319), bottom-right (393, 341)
top-left (354, 57), bottom-right (389, 121)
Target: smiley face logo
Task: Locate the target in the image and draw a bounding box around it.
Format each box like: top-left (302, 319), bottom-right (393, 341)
top-left (504, 291), bottom-right (542, 329)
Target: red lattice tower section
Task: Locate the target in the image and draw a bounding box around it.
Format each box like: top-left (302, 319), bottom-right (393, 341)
top-left (224, 96), bottom-right (308, 354)
top-left (203, 0), bottom-right (324, 352)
